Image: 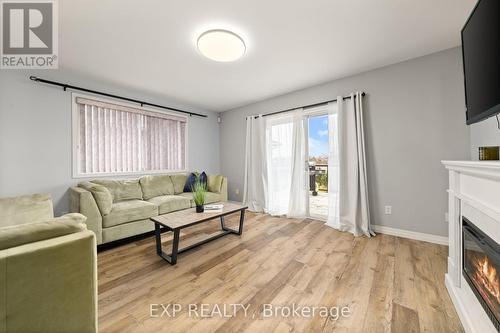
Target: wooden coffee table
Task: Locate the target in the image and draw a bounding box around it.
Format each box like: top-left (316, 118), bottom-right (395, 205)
top-left (150, 201), bottom-right (248, 265)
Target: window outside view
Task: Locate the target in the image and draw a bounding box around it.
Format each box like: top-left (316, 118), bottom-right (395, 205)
top-left (308, 115), bottom-right (329, 218)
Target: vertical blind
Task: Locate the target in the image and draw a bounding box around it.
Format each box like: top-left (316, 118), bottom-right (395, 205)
top-left (76, 97), bottom-right (186, 175)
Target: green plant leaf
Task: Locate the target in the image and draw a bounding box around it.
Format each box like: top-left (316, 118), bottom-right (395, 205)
top-left (191, 178), bottom-right (207, 206)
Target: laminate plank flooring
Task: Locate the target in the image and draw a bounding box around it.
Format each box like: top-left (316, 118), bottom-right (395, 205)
top-left (98, 212), bottom-right (463, 333)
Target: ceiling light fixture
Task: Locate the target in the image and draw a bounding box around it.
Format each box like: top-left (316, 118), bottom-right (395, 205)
top-left (197, 29), bottom-right (246, 62)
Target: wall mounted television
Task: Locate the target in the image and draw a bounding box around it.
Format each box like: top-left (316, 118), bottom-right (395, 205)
top-left (461, 0), bottom-right (500, 125)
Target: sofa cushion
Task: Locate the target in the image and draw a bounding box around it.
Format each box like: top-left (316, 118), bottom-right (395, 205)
top-left (140, 175), bottom-right (175, 200)
top-left (102, 219), bottom-right (154, 244)
top-left (147, 195), bottom-right (191, 215)
top-left (92, 179), bottom-right (143, 203)
top-left (204, 192), bottom-right (222, 204)
top-left (207, 175), bottom-right (223, 193)
top-left (0, 193), bottom-right (54, 227)
top-left (78, 181), bottom-right (113, 215)
top-left (170, 174), bottom-right (188, 194)
top-left (103, 200), bottom-right (157, 228)
top-left (179, 192), bottom-right (221, 207)
top-left (0, 213), bottom-right (87, 250)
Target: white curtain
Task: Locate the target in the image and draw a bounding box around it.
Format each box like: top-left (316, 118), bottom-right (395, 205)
top-left (243, 115), bottom-right (268, 212)
top-left (266, 113), bottom-right (294, 215)
top-left (326, 102), bottom-right (340, 227)
top-left (244, 93), bottom-right (371, 236)
top-left (287, 110), bottom-right (308, 218)
top-left (327, 92), bottom-right (373, 237)
top-left (244, 110), bottom-right (308, 217)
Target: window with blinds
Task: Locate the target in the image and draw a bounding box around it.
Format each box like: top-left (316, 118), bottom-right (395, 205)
top-left (73, 95), bottom-right (187, 176)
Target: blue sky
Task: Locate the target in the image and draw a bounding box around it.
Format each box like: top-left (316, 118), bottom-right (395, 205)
top-left (308, 115), bottom-right (328, 157)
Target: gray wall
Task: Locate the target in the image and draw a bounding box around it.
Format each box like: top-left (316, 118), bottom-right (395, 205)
top-left (220, 47), bottom-right (470, 237)
top-left (0, 70), bottom-right (220, 215)
top-left (470, 117), bottom-right (500, 160)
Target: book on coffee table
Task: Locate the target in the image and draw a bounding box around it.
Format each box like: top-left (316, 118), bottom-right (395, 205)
top-left (204, 204), bottom-right (224, 212)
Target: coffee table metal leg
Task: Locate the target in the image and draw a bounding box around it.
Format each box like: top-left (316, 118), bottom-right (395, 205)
top-left (154, 222), bottom-right (162, 255)
top-left (170, 229), bottom-right (180, 265)
top-left (220, 216), bottom-right (225, 230)
top-left (238, 209), bottom-right (245, 235)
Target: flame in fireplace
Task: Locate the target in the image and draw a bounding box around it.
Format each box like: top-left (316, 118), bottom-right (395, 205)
top-left (473, 256), bottom-right (500, 304)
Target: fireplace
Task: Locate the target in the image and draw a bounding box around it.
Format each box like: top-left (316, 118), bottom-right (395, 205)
top-left (463, 217), bottom-right (500, 331)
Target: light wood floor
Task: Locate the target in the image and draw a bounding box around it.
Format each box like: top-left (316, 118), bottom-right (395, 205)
top-left (98, 212), bottom-right (463, 333)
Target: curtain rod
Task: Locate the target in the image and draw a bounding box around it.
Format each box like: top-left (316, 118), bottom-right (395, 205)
top-left (253, 92), bottom-right (366, 119)
top-left (29, 76), bottom-right (207, 118)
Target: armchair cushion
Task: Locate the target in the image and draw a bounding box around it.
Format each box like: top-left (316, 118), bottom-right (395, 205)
top-left (79, 182), bottom-right (113, 215)
top-left (103, 200), bottom-right (157, 228)
top-left (92, 179), bottom-right (143, 203)
top-left (0, 213), bottom-right (87, 250)
top-left (140, 175), bottom-right (175, 200)
top-left (0, 193), bottom-right (54, 227)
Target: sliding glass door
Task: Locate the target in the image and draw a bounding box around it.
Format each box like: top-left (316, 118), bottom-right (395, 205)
top-left (263, 104), bottom-right (336, 221)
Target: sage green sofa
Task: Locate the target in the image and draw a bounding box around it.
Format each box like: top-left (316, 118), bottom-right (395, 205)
top-left (0, 193), bottom-right (97, 333)
top-left (70, 173), bottom-right (227, 245)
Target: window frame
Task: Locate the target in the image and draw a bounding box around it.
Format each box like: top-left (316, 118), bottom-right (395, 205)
top-left (71, 92), bottom-right (189, 178)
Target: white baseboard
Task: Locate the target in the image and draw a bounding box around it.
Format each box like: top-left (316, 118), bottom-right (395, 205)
top-left (372, 225), bottom-right (448, 245)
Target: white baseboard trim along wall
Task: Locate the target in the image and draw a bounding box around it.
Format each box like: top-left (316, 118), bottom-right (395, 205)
top-left (372, 225), bottom-right (449, 246)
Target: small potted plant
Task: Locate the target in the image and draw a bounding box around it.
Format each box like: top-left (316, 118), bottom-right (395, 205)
top-left (191, 179), bottom-right (207, 213)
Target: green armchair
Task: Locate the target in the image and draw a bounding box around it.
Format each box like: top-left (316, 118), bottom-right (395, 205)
top-left (0, 194), bottom-right (97, 333)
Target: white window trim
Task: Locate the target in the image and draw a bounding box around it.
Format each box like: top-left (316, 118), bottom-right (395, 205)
top-left (71, 92), bottom-right (189, 178)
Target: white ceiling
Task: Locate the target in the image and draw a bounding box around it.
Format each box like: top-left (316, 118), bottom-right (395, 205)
top-left (60, 0), bottom-right (476, 112)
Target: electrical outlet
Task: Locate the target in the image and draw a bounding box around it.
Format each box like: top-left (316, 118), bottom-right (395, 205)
top-left (235, 188), bottom-right (240, 195)
top-left (384, 206), bottom-right (392, 215)
top-left (445, 212), bottom-right (449, 223)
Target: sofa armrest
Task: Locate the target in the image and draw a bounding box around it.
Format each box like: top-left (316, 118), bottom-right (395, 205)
top-left (0, 230), bottom-right (97, 333)
top-left (220, 177), bottom-right (228, 202)
top-left (70, 187), bottom-right (103, 245)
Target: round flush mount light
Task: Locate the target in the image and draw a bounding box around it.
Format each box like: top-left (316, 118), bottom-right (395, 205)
top-left (197, 29), bottom-right (246, 62)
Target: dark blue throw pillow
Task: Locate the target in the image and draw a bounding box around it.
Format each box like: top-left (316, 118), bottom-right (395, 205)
top-left (183, 173), bottom-right (197, 192)
top-left (199, 171), bottom-right (207, 188)
top-left (183, 172), bottom-right (208, 192)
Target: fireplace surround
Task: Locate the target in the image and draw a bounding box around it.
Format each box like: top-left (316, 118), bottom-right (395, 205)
top-left (443, 160), bottom-right (500, 333)
top-left (462, 217), bottom-right (500, 330)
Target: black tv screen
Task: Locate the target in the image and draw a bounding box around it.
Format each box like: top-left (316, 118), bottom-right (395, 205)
top-left (461, 0), bottom-right (500, 125)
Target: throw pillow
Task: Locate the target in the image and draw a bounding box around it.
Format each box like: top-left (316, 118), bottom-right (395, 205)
top-left (200, 171), bottom-right (208, 188)
top-left (79, 181), bottom-right (113, 215)
top-left (92, 179), bottom-right (143, 202)
top-left (207, 175), bottom-right (223, 193)
top-left (183, 172), bottom-right (208, 192)
top-left (183, 173), bottom-right (197, 192)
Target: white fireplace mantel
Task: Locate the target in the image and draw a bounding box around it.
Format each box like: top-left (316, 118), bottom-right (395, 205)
top-left (442, 160), bottom-right (500, 333)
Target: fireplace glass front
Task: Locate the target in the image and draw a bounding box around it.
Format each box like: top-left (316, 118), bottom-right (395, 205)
top-left (462, 217), bottom-right (500, 331)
